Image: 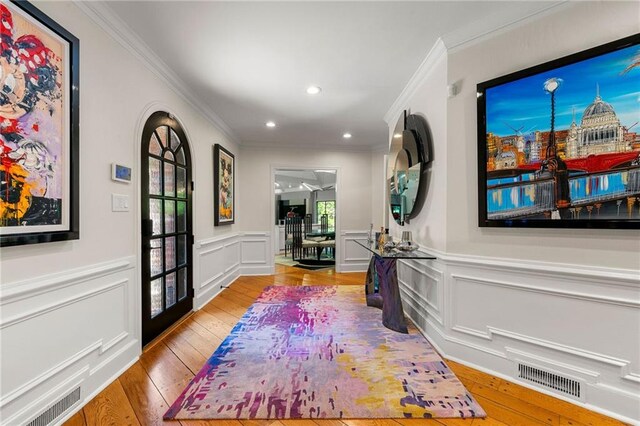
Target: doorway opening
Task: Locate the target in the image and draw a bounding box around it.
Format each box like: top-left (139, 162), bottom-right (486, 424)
top-left (273, 168), bottom-right (337, 271)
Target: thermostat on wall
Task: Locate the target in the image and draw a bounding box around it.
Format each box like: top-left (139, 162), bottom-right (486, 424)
top-left (112, 163), bottom-right (132, 183)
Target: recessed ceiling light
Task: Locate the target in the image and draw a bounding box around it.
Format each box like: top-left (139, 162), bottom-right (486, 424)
top-left (343, 133), bottom-right (352, 139)
top-left (306, 86), bottom-right (321, 95)
top-left (266, 121), bottom-right (276, 128)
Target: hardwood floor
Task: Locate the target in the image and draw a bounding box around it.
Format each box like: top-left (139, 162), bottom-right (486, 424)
top-left (64, 265), bottom-right (627, 426)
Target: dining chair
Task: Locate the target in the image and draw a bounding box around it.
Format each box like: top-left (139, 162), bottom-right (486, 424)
top-left (320, 214), bottom-right (328, 233)
top-left (304, 214), bottom-right (313, 237)
top-left (284, 217), bottom-right (294, 256)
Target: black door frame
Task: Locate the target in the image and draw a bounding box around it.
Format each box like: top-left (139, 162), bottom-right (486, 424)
top-left (140, 111), bottom-right (194, 346)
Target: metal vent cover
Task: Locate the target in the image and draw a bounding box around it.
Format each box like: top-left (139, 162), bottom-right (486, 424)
top-left (518, 363), bottom-right (581, 399)
top-left (26, 387), bottom-right (81, 426)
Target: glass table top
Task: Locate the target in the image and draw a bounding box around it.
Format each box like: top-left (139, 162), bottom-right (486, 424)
top-left (354, 239), bottom-right (436, 260)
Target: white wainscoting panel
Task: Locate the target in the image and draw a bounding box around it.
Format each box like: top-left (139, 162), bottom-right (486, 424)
top-left (0, 256), bottom-right (139, 425)
top-left (398, 256), bottom-right (444, 327)
top-left (397, 250), bottom-right (640, 424)
top-left (194, 233), bottom-right (241, 310)
top-left (240, 232), bottom-right (274, 276)
top-left (339, 230), bottom-right (370, 272)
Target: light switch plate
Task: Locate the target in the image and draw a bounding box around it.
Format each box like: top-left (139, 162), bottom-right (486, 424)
top-left (112, 194), bottom-right (129, 212)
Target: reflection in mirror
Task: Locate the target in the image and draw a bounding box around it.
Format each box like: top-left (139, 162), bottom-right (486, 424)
top-left (387, 111), bottom-right (431, 225)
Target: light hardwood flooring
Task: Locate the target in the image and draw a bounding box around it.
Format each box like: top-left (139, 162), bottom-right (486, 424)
top-left (64, 265), bottom-right (627, 426)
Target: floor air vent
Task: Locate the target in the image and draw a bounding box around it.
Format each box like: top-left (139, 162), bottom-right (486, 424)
top-left (518, 363), bottom-right (581, 398)
top-left (27, 387), bottom-right (81, 426)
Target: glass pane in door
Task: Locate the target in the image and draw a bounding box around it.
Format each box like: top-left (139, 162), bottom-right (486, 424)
top-left (164, 200), bottom-right (175, 233)
top-left (164, 163), bottom-right (175, 197)
top-left (170, 129), bottom-right (181, 150)
top-left (165, 236), bottom-right (176, 270)
top-left (178, 268), bottom-right (187, 300)
top-left (150, 239), bottom-right (163, 277)
top-left (177, 201), bottom-right (186, 232)
top-left (156, 126), bottom-right (167, 147)
top-left (176, 148), bottom-right (185, 165)
top-left (149, 134), bottom-right (162, 156)
top-left (177, 167), bottom-right (187, 198)
top-left (151, 277), bottom-right (163, 318)
top-left (149, 158), bottom-right (161, 195)
top-left (166, 272), bottom-right (176, 308)
top-left (177, 235), bottom-right (187, 266)
top-left (150, 199), bottom-right (162, 235)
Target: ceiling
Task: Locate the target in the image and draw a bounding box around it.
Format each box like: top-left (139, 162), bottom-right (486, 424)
top-left (104, 1), bottom-right (561, 149)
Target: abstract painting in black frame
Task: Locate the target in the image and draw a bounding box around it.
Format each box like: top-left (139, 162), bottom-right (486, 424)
top-left (477, 33), bottom-right (640, 229)
top-left (0, 1), bottom-right (80, 246)
top-left (213, 144), bottom-right (234, 226)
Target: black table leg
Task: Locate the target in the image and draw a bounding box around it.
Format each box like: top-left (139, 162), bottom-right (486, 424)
top-left (365, 257), bottom-right (383, 309)
top-left (374, 256), bottom-right (408, 334)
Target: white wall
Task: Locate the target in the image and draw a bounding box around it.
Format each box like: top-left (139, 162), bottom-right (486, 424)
top-left (387, 2), bottom-right (640, 423)
top-left (0, 1), bottom-right (239, 424)
top-left (370, 150), bottom-right (387, 230)
top-left (387, 40), bottom-right (448, 252)
top-left (239, 146), bottom-right (373, 272)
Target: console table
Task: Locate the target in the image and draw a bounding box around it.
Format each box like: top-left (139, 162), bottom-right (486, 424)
top-left (354, 239), bottom-right (436, 334)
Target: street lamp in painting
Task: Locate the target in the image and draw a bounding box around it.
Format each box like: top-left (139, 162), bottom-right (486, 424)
top-left (543, 77), bottom-right (571, 216)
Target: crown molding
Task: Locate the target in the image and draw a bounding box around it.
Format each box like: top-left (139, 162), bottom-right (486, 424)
top-left (383, 2), bottom-right (571, 126)
top-left (441, 1), bottom-right (572, 53)
top-left (383, 38), bottom-right (447, 126)
top-left (72, 1), bottom-right (237, 144)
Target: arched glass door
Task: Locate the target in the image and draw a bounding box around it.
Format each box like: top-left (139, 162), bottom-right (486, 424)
top-left (141, 111), bottom-right (193, 346)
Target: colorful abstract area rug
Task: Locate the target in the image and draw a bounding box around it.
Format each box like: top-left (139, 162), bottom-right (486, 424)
top-left (164, 286), bottom-right (485, 420)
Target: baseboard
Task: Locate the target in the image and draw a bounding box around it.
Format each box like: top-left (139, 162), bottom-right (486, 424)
top-left (194, 268), bottom-right (240, 310)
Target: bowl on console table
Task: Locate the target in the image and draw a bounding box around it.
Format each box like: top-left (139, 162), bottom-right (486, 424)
top-left (395, 241), bottom-right (418, 252)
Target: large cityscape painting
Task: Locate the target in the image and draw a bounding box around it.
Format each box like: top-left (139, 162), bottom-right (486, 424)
top-left (478, 34), bottom-right (640, 228)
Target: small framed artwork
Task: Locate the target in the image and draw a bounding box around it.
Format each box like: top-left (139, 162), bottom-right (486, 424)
top-left (0, 1), bottom-right (80, 247)
top-left (477, 33), bottom-right (640, 229)
top-left (213, 144), bottom-right (235, 226)
top-left (112, 163), bottom-right (132, 183)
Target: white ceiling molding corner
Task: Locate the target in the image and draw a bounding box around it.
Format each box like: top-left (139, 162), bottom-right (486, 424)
top-left (72, 0), bottom-right (238, 144)
top-left (441, 1), bottom-right (572, 53)
top-left (383, 38), bottom-right (447, 126)
top-left (383, 2), bottom-right (570, 127)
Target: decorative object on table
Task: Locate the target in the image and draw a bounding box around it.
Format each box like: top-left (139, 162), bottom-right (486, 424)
top-left (376, 226), bottom-right (389, 249)
top-left (0, 1), bottom-right (79, 247)
top-left (477, 33), bottom-right (640, 229)
top-left (213, 144), bottom-right (234, 225)
top-left (383, 235), bottom-right (396, 251)
top-left (396, 230), bottom-right (418, 252)
top-left (388, 110), bottom-right (433, 226)
top-left (111, 163), bottom-right (132, 183)
top-left (164, 286), bottom-right (485, 420)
